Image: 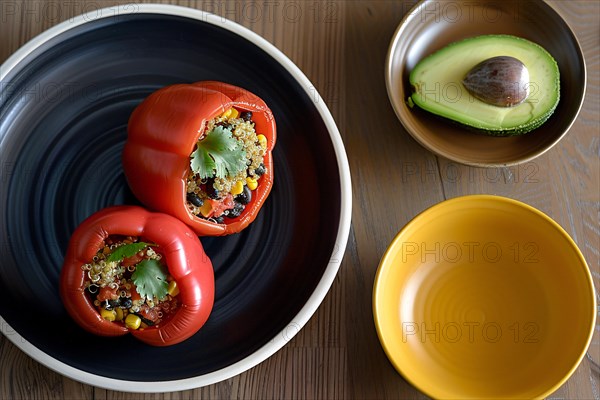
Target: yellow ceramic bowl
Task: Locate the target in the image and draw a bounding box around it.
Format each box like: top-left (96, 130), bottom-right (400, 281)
top-left (373, 195), bottom-right (596, 399)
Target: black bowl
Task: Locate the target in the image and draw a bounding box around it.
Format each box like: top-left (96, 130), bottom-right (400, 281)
top-left (0, 4), bottom-right (351, 391)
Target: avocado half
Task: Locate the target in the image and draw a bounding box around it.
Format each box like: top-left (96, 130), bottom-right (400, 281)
top-left (409, 35), bottom-right (560, 136)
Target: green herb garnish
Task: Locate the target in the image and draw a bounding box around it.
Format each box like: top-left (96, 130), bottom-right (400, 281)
top-left (106, 242), bottom-right (152, 262)
top-left (131, 259), bottom-right (169, 300)
top-left (190, 125), bottom-right (246, 179)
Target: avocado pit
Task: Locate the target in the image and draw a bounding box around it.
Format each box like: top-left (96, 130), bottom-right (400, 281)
top-left (462, 56), bottom-right (530, 107)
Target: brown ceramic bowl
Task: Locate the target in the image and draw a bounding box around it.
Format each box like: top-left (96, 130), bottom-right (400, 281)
top-left (386, 0), bottom-right (585, 167)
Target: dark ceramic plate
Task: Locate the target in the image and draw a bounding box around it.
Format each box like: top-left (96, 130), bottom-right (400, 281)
top-left (0, 4), bottom-right (351, 391)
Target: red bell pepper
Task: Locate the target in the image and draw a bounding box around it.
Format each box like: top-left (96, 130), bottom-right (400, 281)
top-left (123, 81), bottom-right (276, 236)
top-left (60, 206), bottom-right (214, 346)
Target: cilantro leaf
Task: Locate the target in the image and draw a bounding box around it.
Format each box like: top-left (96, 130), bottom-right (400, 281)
top-left (190, 126), bottom-right (247, 179)
top-left (106, 242), bottom-right (152, 262)
top-left (131, 259), bottom-right (169, 300)
top-left (190, 145), bottom-right (215, 179)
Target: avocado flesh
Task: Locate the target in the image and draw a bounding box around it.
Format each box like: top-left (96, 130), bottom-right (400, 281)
top-left (409, 35), bottom-right (560, 136)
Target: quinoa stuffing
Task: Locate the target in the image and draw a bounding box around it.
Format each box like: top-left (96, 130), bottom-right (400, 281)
top-left (81, 235), bottom-right (180, 330)
top-left (186, 108), bottom-right (268, 222)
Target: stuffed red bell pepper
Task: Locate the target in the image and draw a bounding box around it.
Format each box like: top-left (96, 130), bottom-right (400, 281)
top-left (60, 206), bottom-right (214, 346)
top-left (123, 81), bottom-right (276, 236)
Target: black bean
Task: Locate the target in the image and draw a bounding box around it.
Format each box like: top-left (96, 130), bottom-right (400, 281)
top-left (236, 185), bottom-right (252, 205)
top-left (104, 299), bottom-right (120, 310)
top-left (240, 111), bottom-right (253, 121)
top-left (137, 314), bottom-right (155, 326)
top-left (86, 284), bottom-right (99, 301)
top-left (205, 178), bottom-right (220, 199)
top-left (120, 297), bottom-right (133, 309)
top-left (254, 163), bottom-right (266, 176)
top-left (226, 202), bottom-right (245, 218)
top-left (186, 192), bottom-right (204, 207)
top-left (214, 216), bottom-right (225, 224)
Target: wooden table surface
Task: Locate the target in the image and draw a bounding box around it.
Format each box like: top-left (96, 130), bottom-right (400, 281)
top-left (1, 1), bottom-right (598, 399)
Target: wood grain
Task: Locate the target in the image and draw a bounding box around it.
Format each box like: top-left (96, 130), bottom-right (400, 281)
top-left (1, 1), bottom-right (598, 399)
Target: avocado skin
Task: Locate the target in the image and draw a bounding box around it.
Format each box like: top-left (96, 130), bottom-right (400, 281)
top-left (409, 35), bottom-right (560, 136)
top-left (475, 113), bottom-right (553, 137)
top-left (411, 106), bottom-right (554, 137)
top-left (460, 106), bottom-right (555, 137)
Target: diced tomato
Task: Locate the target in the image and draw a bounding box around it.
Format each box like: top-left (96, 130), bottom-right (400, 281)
top-left (97, 286), bottom-right (118, 301)
top-left (122, 253), bottom-right (144, 267)
top-left (212, 194), bottom-right (234, 217)
top-left (130, 284), bottom-right (142, 301)
top-left (138, 304), bottom-right (160, 323)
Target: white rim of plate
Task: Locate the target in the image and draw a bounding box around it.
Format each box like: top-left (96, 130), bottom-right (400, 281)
top-left (0, 3), bottom-right (352, 393)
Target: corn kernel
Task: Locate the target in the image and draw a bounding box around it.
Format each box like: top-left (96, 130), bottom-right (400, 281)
top-left (257, 134), bottom-right (267, 149)
top-left (221, 108), bottom-right (232, 118)
top-left (125, 314), bottom-right (141, 330)
top-left (168, 281), bottom-right (180, 297)
top-left (230, 108), bottom-right (239, 119)
top-left (100, 308), bottom-right (116, 322)
top-left (115, 308), bottom-right (124, 321)
top-left (231, 181), bottom-right (244, 195)
top-left (246, 177), bottom-right (258, 190)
